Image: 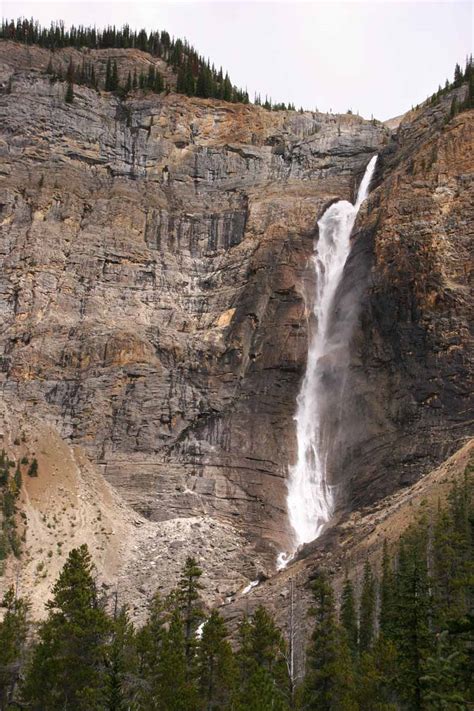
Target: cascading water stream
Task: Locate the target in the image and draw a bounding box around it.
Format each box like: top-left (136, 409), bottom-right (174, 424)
top-left (278, 156), bottom-right (377, 566)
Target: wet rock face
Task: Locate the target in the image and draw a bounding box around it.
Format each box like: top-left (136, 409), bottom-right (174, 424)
top-left (330, 90), bottom-right (473, 510)
top-left (0, 41), bottom-right (388, 557)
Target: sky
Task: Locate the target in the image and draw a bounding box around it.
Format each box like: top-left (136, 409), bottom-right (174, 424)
top-left (2, 0), bottom-right (472, 119)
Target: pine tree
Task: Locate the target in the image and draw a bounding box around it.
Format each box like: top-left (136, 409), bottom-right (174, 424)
top-left (340, 577), bottom-right (358, 657)
top-left (147, 64), bottom-right (156, 90)
top-left (65, 80), bottom-right (74, 104)
top-left (379, 541), bottom-right (396, 640)
top-left (132, 68), bottom-right (138, 90)
top-left (22, 545), bottom-right (110, 710)
top-left (135, 592), bottom-right (169, 708)
top-left (105, 57), bottom-right (112, 91)
top-left (197, 610), bottom-right (236, 711)
top-left (421, 631), bottom-right (467, 710)
top-left (237, 606), bottom-right (290, 710)
top-left (111, 60), bottom-right (119, 91)
top-left (359, 560), bottom-right (376, 653)
top-left (454, 62), bottom-right (463, 87)
top-left (153, 70), bottom-right (164, 93)
top-left (105, 603), bottom-right (138, 710)
top-left (124, 70), bottom-right (131, 95)
top-left (0, 587), bottom-right (30, 711)
top-left (393, 523), bottom-right (432, 710)
top-left (303, 571), bottom-right (357, 711)
top-left (90, 64), bottom-right (97, 90)
top-left (355, 637), bottom-right (398, 711)
top-left (178, 556), bottom-right (205, 675)
top-left (154, 607), bottom-right (200, 711)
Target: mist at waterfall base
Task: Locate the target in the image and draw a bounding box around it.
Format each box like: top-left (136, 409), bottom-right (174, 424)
top-left (277, 156), bottom-right (378, 570)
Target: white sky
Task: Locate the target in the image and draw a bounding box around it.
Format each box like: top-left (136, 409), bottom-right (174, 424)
top-left (2, 0), bottom-right (472, 119)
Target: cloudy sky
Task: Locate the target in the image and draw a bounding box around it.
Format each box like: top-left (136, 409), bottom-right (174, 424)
top-left (3, 0), bottom-right (472, 119)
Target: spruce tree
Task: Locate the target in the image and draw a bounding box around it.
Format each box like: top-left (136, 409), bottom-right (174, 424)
top-left (0, 586), bottom-right (30, 711)
top-left (124, 70), bottom-right (131, 95)
top-left (421, 631), bottom-right (467, 710)
top-left (393, 524), bottom-right (432, 710)
top-left (22, 545), bottom-right (110, 710)
top-left (105, 57), bottom-right (112, 91)
top-left (359, 560), bottom-right (376, 654)
top-left (178, 556), bottom-right (205, 674)
top-left (135, 592), bottom-right (169, 708)
top-left (65, 80), bottom-right (74, 104)
top-left (154, 607), bottom-right (200, 711)
top-left (237, 606), bottom-right (290, 710)
top-left (105, 604), bottom-right (138, 711)
top-left (340, 577), bottom-right (358, 657)
top-left (111, 60), bottom-right (119, 91)
top-left (355, 637), bottom-right (398, 711)
top-left (197, 610), bottom-right (236, 711)
top-left (379, 540), bottom-right (396, 640)
top-left (303, 571), bottom-right (357, 711)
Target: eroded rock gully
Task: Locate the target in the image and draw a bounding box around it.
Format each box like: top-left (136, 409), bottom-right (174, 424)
top-left (0, 42), bottom-right (472, 613)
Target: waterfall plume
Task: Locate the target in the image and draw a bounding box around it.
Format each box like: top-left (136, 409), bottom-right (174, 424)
top-left (285, 155), bottom-right (378, 551)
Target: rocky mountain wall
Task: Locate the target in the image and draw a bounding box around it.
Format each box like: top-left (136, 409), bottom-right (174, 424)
top-left (329, 87), bottom-right (473, 511)
top-left (0, 41), bottom-right (388, 561)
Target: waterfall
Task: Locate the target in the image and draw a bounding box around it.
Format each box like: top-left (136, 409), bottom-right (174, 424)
top-left (285, 155), bottom-right (378, 552)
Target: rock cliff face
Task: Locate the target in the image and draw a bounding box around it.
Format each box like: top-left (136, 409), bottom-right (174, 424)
top-left (0, 41), bottom-right (472, 613)
top-left (0, 42), bottom-right (387, 559)
top-left (328, 88), bottom-right (473, 511)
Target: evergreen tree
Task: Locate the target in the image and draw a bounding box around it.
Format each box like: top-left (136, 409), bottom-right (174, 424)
top-left (154, 607), bottom-right (199, 711)
top-left (105, 603), bottom-right (138, 710)
top-left (178, 556), bottom-right (205, 674)
top-left (454, 62), bottom-right (463, 87)
top-left (105, 57), bottom-right (112, 91)
top-left (65, 79), bottom-right (74, 104)
top-left (236, 606), bottom-right (290, 710)
top-left (132, 68), bottom-right (138, 90)
top-left (0, 587), bottom-right (30, 711)
top-left (359, 560), bottom-right (376, 653)
top-left (449, 97), bottom-right (458, 120)
top-left (355, 638), bottom-right (398, 711)
top-left (379, 540), bottom-right (396, 640)
top-left (22, 545), bottom-right (110, 710)
top-left (147, 64), bottom-right (156, 90)
top-left (111, 59), bottom-right (119, 91)
top-left (340, 577), bottom-right (358, 657)
top-left (135, 592), bottom-right (169, 707)
top-left (197, 610), bottom-right (236, 711)
top-left (421, 630), bottom-right (467, 710)
top-left (303, 571), bottom-right (357, 711)
top-left (153, 70), bottom-right (164, 93)
top-left (124, 70), bottom-right (132, 95)
top-left (393, 522), bottom-right (432, 710)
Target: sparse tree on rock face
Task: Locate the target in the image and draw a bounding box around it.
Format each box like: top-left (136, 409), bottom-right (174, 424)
top-left (105, 57), bottom-right (112, 90)
top-left (65, 79), bottom-right (74, 103)
top-left (22, 544), bottom-right (110, 711)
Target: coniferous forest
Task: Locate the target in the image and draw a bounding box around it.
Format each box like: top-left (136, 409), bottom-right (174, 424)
top-left (2, 18), bottom-right (472, 114)
top-left (0, 469), bottom-right (472, 710)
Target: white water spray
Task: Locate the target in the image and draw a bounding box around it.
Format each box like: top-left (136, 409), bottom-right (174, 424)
top-left (284, 155), bottom-right (378, 553)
